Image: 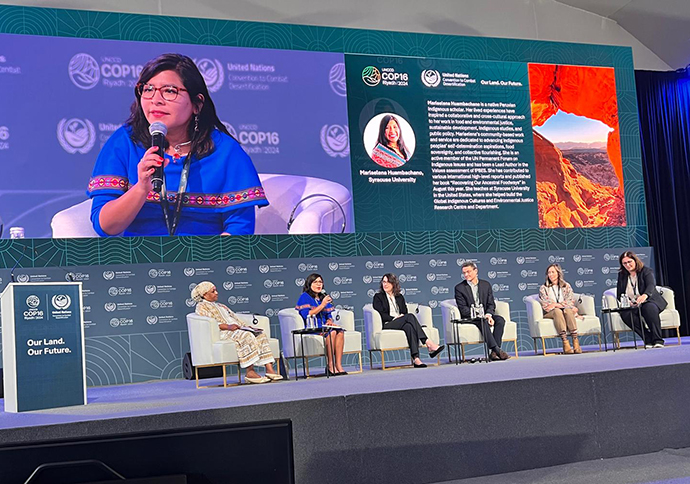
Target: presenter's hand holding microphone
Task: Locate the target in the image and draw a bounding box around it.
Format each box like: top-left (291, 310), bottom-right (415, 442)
top-left (136, 122), bottom-right (170, 194)
top-left (318, 291), bottom-right (333, 308)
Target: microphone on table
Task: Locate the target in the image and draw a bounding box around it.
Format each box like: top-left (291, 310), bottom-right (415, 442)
top-left (149, 122), bottom-right (168, 193)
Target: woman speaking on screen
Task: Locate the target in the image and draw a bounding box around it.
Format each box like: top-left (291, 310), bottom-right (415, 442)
top-left (87, 53), bottom-right (267, 236)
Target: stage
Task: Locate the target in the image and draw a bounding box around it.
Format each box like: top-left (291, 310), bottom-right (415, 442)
top-left (2, 340), bottom-right (690, 483)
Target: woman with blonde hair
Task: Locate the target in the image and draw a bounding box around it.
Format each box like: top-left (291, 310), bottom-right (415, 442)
top-left (539, 264), bottom-right (581, 354)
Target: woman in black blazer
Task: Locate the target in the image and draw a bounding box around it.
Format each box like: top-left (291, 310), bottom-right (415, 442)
top-left (372, 273), bottom-right (444, 367)
top-left (616, 250), bottom-right (667, 348)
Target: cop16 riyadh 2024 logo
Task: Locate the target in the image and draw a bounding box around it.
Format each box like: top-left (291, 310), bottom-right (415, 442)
top-left (362, 65), bottom-right (409, 87)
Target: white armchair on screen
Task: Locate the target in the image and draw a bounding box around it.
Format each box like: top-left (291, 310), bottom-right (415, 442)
top-left (51, 173), bottom-right (353, 237)
top-left (524, 293), bottom-right (602, 355)
top-left (603, 287), bottom-right (681, 348)
top-left (439, 299), bottom-right (518, 362)
top-left (362, 302), bottom-right (441, 370)
top-left (185, 312), bottom-right (279, 388)
top-left (277, 307), bottom-right (362, 377)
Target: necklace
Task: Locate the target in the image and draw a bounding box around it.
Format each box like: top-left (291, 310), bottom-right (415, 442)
top-left (172, 140), bottom-right (192, 162)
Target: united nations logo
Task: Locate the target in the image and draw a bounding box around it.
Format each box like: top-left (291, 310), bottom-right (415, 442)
top-left (399, 274), bottom-right (407, 283)
top-left (429, 300), bottom-right (438, 309)
top-left (223, 281), bottom-right (234, 291)
top-left (518, 283), bottom-right (527, 291)
top-left (26, 295), bottom-right (40, 309)
top-left (226, 266), bottom-right (236, 275)
top-left (259, 265), bottom-right (270, 274)
top-left (109, 318), bottom-right (120, 327)
top-left (68, 53), bottom-right (100, 90)
top-left (331, 291), bottom-right (341, 299)
top-left (104, 302), bottom-right (116, 312)
top-left (145, 285), bottom-right (157, 294)
top-left (429, 259), bottom-right (437, 268)
top-left (488, 271), bottom-right (497, 279)
top-left (329, 262), bottom-right (339, 271)
top-left (362, 275), bottom-right (373, 284)
top-left (575, 280), bottom-right (584, 288)
top-left (431, 286), bottom-right (439, 295)
top-left (577, 268), bottom-right (584, 275)
top-left (146, 316), bottom-right (158, 325)
top-left (400, 288), bottom-right (406, 296)
top-left (265, 308), bottom-right (275, 317)
top-left (186, 298), bottom-right (197, 307)
top-left (196, 58), bottom-right (224, 93)
top-left (57, 118), bottom-right (96, 154)
top-left (492, 284), bottom-right (500, 292)
top-left (362, 66), bottom-right (381, 86)
top-left (108, 287), bottom-right (119, 296)
top-left (227, 296), bottom-right (238, 305)
top-left (329, 62), bottom-right (347, 96)
top-left (367, 289), bottom-right (376, 298)
top-left (365, 261), bottom-right (374, 270)
top-left (394, 260), bottom-right (404, 269)
top-left (261, 294), bottom-right (272, 303)
top-left (148, 269), bottom-right (158, 278)
top-left (264, 280), bottom-right (273, 289)
top-left (150, 300), bottom-right (160, 309)
top-left (426, 273), bottom-right (436, 282)
top-left (601, 267), bottom-right (610, 275)
top-left (421, 69), bottom-right (441, 87)
top-left (103, 271), bottom-right (115, 280)
top-left (298, 263), bottom-right (307, 272)
top-left (573, 255), bottom-right (582, 262)
top-left (183, 268), bottom-right (195, 277)
top-left (490, 257), bottom-right (498, 265)
top-left (17, 274), bottom-right (30, 283)
top-left (548, 256), bottom-right (556, 263)
top-left (333, 277), bottom-right (342, 285)
top-left (320, 124), bottom-right (349, 158)
top-left (295, 278), bottom-right (305, 287)
top-left (521, 270), bottom-right (528, 278)
top-left (516, 257), bottom-right (525, 265)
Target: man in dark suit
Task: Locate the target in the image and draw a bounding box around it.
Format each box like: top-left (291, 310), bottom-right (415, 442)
top-left (454, 261), bottom-right (510, 360)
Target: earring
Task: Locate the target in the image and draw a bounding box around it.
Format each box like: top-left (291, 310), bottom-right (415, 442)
top-left (194, 114), bottom-right (199, 132)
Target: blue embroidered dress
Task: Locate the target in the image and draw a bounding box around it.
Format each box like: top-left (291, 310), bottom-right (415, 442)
top-left (371, 142), bottom-right (407, 168)
top-left (87, 126), bottom-right (268, 236)
top-left (296, 292), bottom-right (335, 329)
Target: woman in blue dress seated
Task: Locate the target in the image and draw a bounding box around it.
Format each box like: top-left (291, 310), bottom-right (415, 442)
top-left (296, 273), bottom-right (347, 375)
top-left (87, 53), bottom-right (268, 237)
top-left (370, 114), bottom-right (410, 168)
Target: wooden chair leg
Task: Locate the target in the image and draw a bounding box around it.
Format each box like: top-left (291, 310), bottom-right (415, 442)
top-left (222, 365), bottom-right (227, 388)
top-left (381, 350), bottom-right (386, 370)
top-left (195, 366), bottom-right (200, 389)
top-left (541, 337), bottom-right (546, 356)
top-left (677, 328), bottom-right (682, 346)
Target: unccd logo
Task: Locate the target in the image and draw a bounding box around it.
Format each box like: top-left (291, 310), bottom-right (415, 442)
top-left (487, 271), bottom-right (497, 279)
top-left (259, 265), bottom-right (270, 274)
top-left (26, 295), bottom-right (40, 308)
top-left (329, 263), bottom-right (339, 271)
top-left (104, 303), bottom-right (116, 312)
top-left (223, 282), bottom-right (234, 291)
top-left (295, 278), bottom-right (305, 287)
top-left (103, 271), bottom-right (115, 280)
top-left (195, 58), bottom-right (224, 92)
top-left (426, 273), bottom-right (436, 282)
top-left (362, 275), bottom-right (373, 284)
top-left (421, 69), bottom-right (441, 87)
top-left (186, 298), bottom-right (197, 307)
top-left (329, 63), bottom-right (347, 96)
top-left (225, 123), bottom-right (279, 145)
top-left (261, 294), bottom-right (272, 303)
top-left (601, 267), bottom-right (610, 274)
top-left (145, 285), bottom-right (157, 294)
top-left (516, 257), bottom-right (525, 265)
top-left (320, 125), bottom-right (349, 158)
top-left (394, 260), bottom-right (404, 269)
top-left (184, 268), bottom-right (196, 277)
top-left (573, 255), bottom-right (582, 262)
top-left (57, 118), bottom-right (96, 154)
top-left (147, 316), bottom-right (158, 325)
top-left (68, 53), bottom-right (100, 89)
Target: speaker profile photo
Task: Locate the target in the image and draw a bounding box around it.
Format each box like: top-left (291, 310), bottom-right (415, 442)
top-left (363, 113), bottom-right (416, 168)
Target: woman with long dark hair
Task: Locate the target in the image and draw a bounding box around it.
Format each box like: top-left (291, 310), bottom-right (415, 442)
top-left (88, 53), bottom-right (267, 236)
top-left (372, 273), bottom-right (443, 367)
top-left (616, 251), bottom-right (666, 348)
top-left (370, 115), bottom-right (410, 168)
top-left (296, 273), bottom-right (347, 375)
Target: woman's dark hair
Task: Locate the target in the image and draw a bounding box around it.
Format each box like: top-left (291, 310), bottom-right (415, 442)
top-left (303, 273), bottom-right (325, 298)
top-left (379, 273), bottom-right (401, 296)
top-left (377, 114), bottom-right (409, 160)
top-left (126, 53), bottom-right (230, 160)
top-left (619, 251), bottom-right (644, 273)
top-left (544, 263), bottom-right (566, 287)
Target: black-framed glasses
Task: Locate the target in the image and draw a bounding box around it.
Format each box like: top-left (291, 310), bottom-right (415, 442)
top-left (137, 83), bottom-right (188, 101)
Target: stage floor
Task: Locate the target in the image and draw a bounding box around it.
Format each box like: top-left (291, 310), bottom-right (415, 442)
top-left (2, 337), bottom-right (689, 431)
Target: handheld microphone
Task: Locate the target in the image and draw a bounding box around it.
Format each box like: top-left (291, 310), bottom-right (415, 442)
top-left (149, 122), bottom-right (167, 193)
top-left (10, 243), bottom-right (32, 283)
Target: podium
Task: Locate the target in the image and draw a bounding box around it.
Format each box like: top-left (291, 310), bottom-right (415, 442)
top-left (1, 282), bottom-right (86, 412)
